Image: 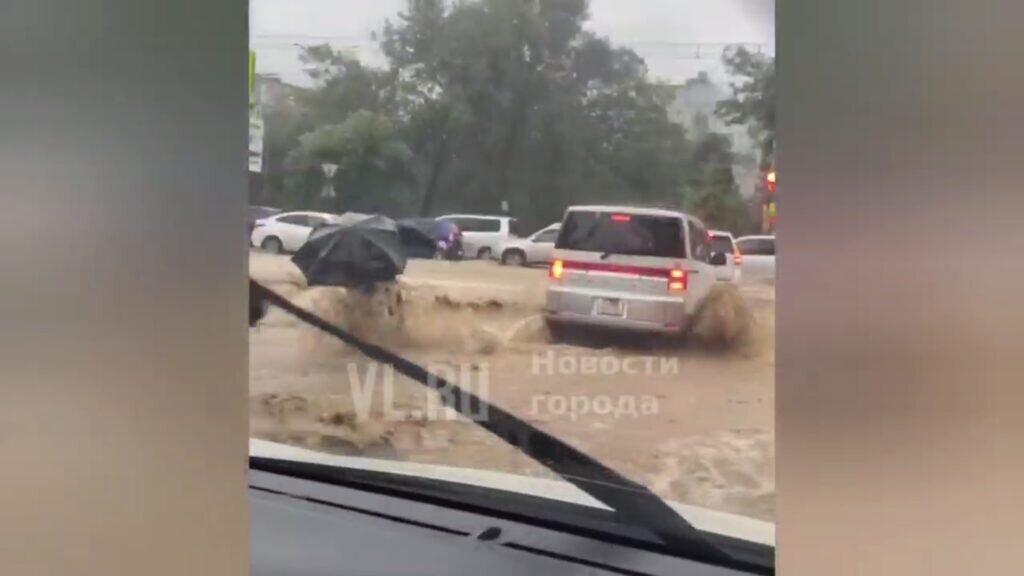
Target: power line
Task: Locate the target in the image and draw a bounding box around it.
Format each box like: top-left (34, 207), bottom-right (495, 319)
top-left (253, 33), bottom-right (369, 42)
top-left (251, 46), bottom-right (767, 62)
top-left (254, 32), bottom-right (770, 49)
top-left (252, 43), bottom-right (365, 51)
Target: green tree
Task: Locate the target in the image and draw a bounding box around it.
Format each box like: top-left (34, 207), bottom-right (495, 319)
top-left (716, 46), bottom-right (775, 167)
top-left (684, 133), bottom-right (751, 234)
top-left (270, 0), bottom-right (698, 230)
top-left (297, 45), bottom-right (390, 123)
top-left (285, 111), bottom-right (417, 215)
top-left (257, 87), bottom-right (307, 208)
top-left (378, 0), bottom-right (469, 216)
top-left (378, 0), bottom-right (689, 229)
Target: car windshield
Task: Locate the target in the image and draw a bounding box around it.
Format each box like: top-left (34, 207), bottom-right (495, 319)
top-left (248, 0), bottom-right (776, 558)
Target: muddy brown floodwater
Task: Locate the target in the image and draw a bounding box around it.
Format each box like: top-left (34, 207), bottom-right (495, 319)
top-left (249, 252), bottom-right (776, 522)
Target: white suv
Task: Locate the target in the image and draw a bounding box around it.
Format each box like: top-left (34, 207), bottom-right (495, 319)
top-left (250, 211), bottom-right (341, 253)
top-left (708, 230), bottom-right (743, 284)
top-left (436, 214), bottom-right (520, 259)
top-left (545, 206), bottom-right (720, 337)
top-left (497, 223), bottom-right (560, 266)
top-left (735, 235), bottom-right (776, 282)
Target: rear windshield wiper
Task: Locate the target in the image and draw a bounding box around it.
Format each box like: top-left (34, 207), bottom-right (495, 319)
top-left (250, 279), bottom-right (745, 570)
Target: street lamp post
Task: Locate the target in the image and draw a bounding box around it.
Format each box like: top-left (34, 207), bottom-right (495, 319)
top-left (321, 163), bottom-right (339, 200)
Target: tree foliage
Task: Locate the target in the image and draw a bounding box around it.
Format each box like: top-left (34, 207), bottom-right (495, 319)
top-left (285, 111), bottom-right (416, 215)
top-left (683, 133), bottom-right (751, 234)
top-left (254, 0), bottom-right (769, 235)
top-left (715, 46), bottom-right (776, 166)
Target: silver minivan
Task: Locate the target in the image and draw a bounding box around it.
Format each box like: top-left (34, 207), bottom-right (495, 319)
top-left (545, 206), bottom-right (720, 337)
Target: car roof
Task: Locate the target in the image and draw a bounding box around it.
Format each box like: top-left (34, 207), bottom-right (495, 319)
top-left (709, 230), bottom-right (735, 238)
top-left (278, 210), bottom-right (336, 217)
top-left (564, 205), bottom-right (689, 219)
top-left (736, 235), bottom-right (775, 241)
top-left (437, 214), bottom-right (512, 220)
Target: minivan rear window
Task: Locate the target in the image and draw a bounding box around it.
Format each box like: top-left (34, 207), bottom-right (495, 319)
top-left (737, 237), bottom-right (775, 256)
top-left (446, 217), bottom-right (501, 233)
top-left (710, 235), bottom-right (735, 254)
top-left (556, 211), bottom-right (686, 258)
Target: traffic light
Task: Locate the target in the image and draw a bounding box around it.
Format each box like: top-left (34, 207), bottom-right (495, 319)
top-left (762, 169), bottom-right (777, 233)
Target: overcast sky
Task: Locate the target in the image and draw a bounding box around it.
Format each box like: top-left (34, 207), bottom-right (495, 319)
top-left (251, 0), bottom-right (774, 86)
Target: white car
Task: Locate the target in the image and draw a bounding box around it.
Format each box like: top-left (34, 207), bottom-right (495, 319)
top-left (435, 214), bottom-right (520, 259)
top-left (735, 235), bottom-right (776, 282)
top-left (708, 230), bottom-right (743, 283)
top-left (497, 223), bottom-right (560, 266)
top-left (545, 206), bottom-right (719, 337)
top-left (250, 211), bottom-right (341, 253)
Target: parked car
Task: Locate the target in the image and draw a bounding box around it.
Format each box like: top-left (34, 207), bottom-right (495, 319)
top-left (250, 211), bottom-right (341, 253)
top-left (497, 223), bottom-right (560, 266)
top-left (708, 230), bottom-right (743, 283)
top-left (545, 205), bottom-right (721, 338)
top-left (396, 218), bottom-right (464, 260)
top-left (435, 214), bottom-right (520, 259)
top-left (735, 235), bottom-right (776, 282)
top-left (248, 205), bottom-right (281, 237)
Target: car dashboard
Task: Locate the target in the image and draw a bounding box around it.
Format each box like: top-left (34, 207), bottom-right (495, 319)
top-left (250, 468), bottom-right (765, 576)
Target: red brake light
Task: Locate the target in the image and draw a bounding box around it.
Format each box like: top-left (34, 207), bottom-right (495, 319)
top-left (668, 269), bottom-right (687, 292)
top-left (550, 259), bottom-right (564, 279)
top-left (734, 247), bottom-right (743, 265)
top-left (610, 214), bottom-right (631, 222)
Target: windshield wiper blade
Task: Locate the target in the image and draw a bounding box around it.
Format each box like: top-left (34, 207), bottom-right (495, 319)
top-left (250, 279), bottom-right (738, 568)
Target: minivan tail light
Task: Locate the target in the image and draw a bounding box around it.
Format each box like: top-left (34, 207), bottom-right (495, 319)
top-left (668, 268), bottom-right (687, 292)
top-left (733, 247), bottom-right (743, 266)
top-left (550, 259), bottom-right (564, 280)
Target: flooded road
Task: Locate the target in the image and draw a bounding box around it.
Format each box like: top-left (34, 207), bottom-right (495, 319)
top-left (249, 252), bottom-right (775, 521)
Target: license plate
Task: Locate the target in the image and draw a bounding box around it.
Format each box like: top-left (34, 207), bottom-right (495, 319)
top-left (595, 298), bottom-right (624, 317)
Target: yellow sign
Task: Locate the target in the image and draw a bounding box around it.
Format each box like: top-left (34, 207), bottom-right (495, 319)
top-left (249, 50), bottom-right (256, 95)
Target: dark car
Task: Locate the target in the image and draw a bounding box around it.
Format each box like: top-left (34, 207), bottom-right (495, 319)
top-left (397, 218), bottom-right (464, 260)
top-left (248, 206), bottom-right (282, 239)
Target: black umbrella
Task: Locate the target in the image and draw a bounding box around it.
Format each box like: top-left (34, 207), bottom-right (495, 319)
top-left (291, 213), bottom-right (407, 288)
